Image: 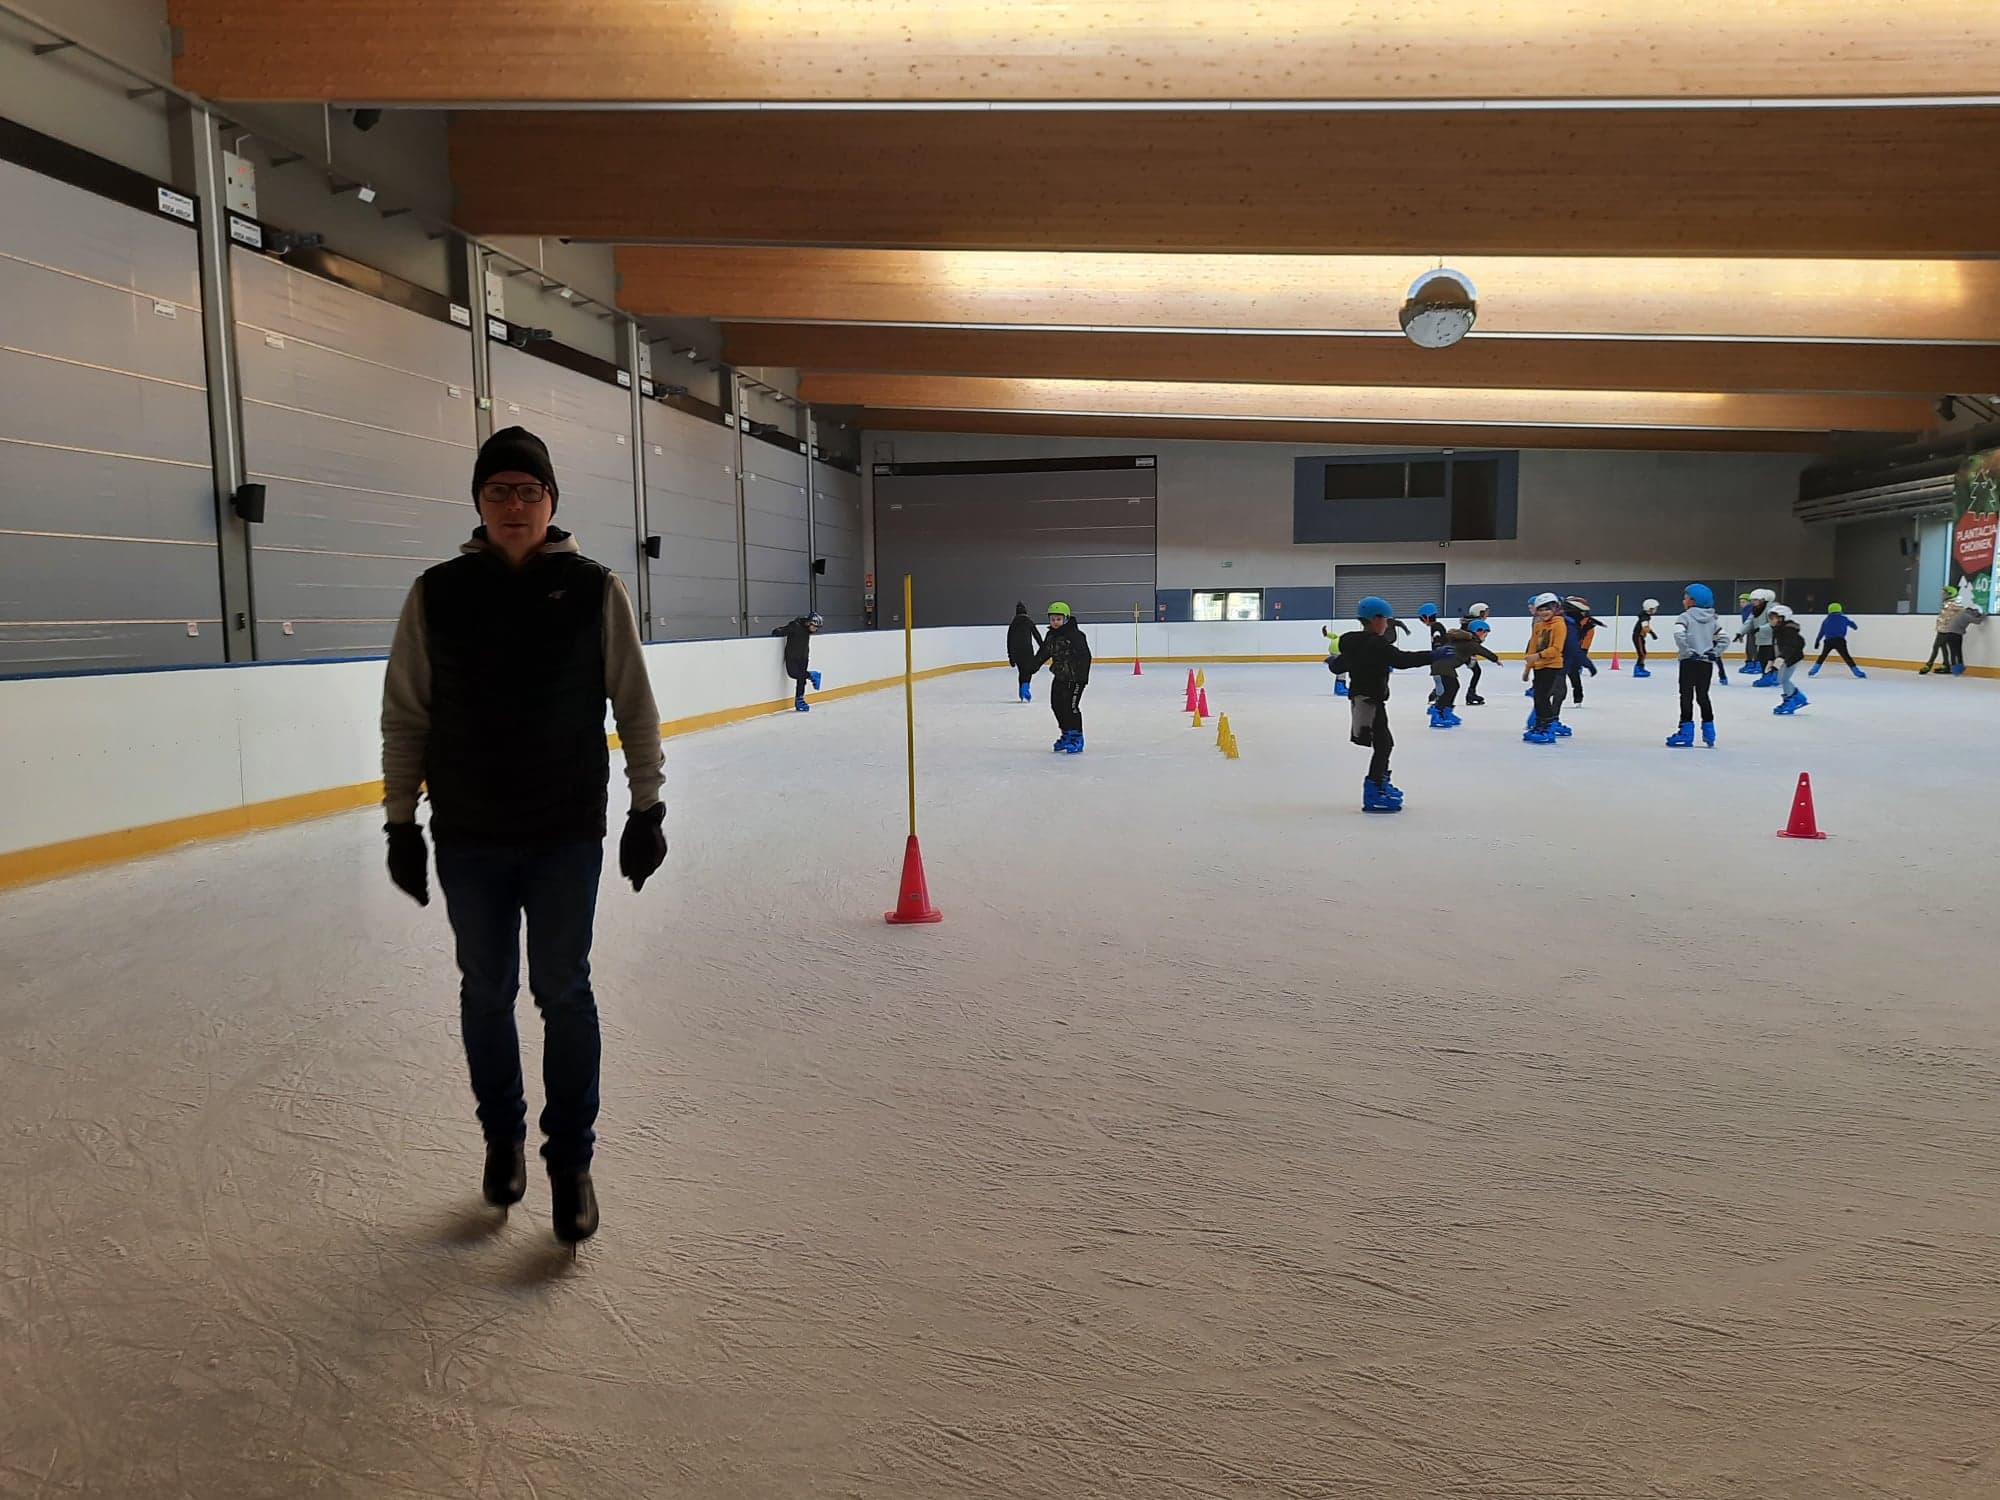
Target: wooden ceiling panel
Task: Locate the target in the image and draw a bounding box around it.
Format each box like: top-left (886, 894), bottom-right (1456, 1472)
top-left (459, 108), bottom-right (2000, 256)
top-left (803, 374), bottom-right (1929, 434)
top-left (169, 1), bottom-right (1995, 103)
top-left (725, 324), bottom-right (1992, 396)
top-left (626, 249), bottom-right (2000, 343)
top-left (856, 409), bottom-right (1839, 454)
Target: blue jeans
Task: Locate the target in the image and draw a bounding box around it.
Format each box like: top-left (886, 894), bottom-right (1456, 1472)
top-left (434, 837), bottom-right (603, 1172)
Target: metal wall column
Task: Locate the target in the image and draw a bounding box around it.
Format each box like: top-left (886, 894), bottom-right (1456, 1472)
top-left (726, 369), bottom-right (751, 635)
top-left (169, 102), bottom-right (256, 662)
top-left (804, 406), bottom-right (819, 616)
top-left (619, 318), bottom-right (652, 634)
top-left (458, 238), bottom-right (495, 445)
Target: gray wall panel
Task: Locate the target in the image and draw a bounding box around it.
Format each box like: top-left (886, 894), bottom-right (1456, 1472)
top-left (235, 255), bottom-right (481, 658)
top-left (641, 403), bottom-right (742, 640)
top-left (875, 462), bottom-right (1157, 627)
top-left (492, 345), bottom-right (639, 603)
top-left (0, 161), bottom-right (218, 672)
top-left (743, 434), bottom-right (810, 629)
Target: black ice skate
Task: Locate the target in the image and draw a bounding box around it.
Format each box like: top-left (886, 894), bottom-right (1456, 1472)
top-left (483, 1139), bottom-right (526, 1207)
top-left (551, 1170), bottom-right (599, 1247)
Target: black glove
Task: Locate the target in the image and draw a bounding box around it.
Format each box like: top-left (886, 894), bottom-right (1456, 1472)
top-left (384, 821), bottom-right (429, 907)
top-left (619, 803), bottom-right (668, 891)
top-left (1325, 654), bottom-right (1341, 674)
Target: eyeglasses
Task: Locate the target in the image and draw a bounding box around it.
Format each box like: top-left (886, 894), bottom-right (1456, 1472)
top-left (478, 481), bottom-right (549, 506)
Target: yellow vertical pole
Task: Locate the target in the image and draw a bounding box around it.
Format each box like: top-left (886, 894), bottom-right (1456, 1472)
top-left (1133, 603), bottom-right (1141, 660)
top-left (903, 573), bottom-right (917, 839)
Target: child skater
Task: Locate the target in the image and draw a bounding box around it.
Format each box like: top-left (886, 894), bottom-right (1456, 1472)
top-left (1769, 604), bottom-right (1809, 714)
top-left (1430, 620), bottom-right (1500, 729)
top-left (1417, 602), bottom-right (1447, 703)
top-left (1323, 622), bottom-right (1349, 696)
top-left (1666, 584), bottom-right (1731, 748)
top-left (1326, 595), bottom-right (1451, 813)
top-left (1632, 599), bottom-right (1659, 677)
top-left (772, 611), bottom-right (824, 710)
top-left (1007, 602), bottom-right (1043, 702)
top-left (1459, 602), bottom-right (1491, 703)
top-left (1810, 602), bottom-right (1864, 678)
top-left (1030, 602), bottom-right (1092, 753)
top-left (1562, 596), bottom-right (1604, 704)
top-left (1522, 593), bottom-right (1570, 744)
top-left (1746, 589), bottom-right (1778, 684)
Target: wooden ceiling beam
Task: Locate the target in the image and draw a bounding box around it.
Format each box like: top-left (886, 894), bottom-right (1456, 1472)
top-left (802, 373), bottom-right (1931, 434)
top-left (168, 1), bottom-right (1996, 103)
top-left (855, 409), bottom-right (1841, 454)
top-left (458, 108), bottom-right (2000, 256)
top-left (726, 324), bottom-right (1989, 397)
top-left (621, 248), bottom-right (2000, 343)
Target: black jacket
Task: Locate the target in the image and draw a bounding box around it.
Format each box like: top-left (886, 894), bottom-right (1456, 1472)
top-left (1031, 620), bottom-right (1092, 684)
top-left (1441, 627), bottom-right (1501, 670)
top-left (1006, 611), bottom-right (1044, 669)
top-left (1328, 628), bottom-right (1436, 701)
top-left (772, 616), bottom-right (815, 667)
top-left (1773, 619), bottom-right (1806, 665)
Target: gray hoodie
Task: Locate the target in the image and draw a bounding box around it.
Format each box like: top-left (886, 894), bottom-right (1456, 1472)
top-left (1673, 606), bottom-right (1731, 660)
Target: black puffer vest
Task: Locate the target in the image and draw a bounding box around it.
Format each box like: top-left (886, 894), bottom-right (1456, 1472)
top-left (422, 545), bottom-right (610, 843)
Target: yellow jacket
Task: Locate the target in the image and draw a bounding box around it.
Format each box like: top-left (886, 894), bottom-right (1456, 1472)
top-left (1526, 613), bottom-right (1568, 670)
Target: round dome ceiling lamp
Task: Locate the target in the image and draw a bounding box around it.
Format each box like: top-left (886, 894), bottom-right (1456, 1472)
top-left (1399, 267), bottom-right (1478, 349)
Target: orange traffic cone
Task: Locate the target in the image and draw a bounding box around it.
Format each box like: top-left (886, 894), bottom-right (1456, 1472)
top-left (1132, 657), bottom-right (1143, 676)
top-left (1776, 772), bottom-right (1830, 840)
top-left (1184, 669), bottom-right (1198, 711)
top-left (884, 834), bottom-right (944, 923)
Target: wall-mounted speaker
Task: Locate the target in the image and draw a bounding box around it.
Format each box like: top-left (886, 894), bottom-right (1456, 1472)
top-left (643, 535), bottom-right (662, 559)
top-left (231, 482), bottom-right (267, 524)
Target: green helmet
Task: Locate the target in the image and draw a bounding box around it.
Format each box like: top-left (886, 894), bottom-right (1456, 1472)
top-left (1046, 602), bottom-right (1073, 618)
top-left (1828, 601), bottom-right (1843, 613)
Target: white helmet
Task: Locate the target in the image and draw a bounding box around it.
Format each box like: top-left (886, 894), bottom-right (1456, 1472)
top-left (1642, 598), bottom-right (1660, 612)
top-left (1466, 602), bottom-right (1490, 618)
top-left (1751, 588), bottom-right (1777, 603)
top-left (1529, 591), bottom-right (1560, 608)
top-left (1768, 603), bottom-right (1793, 619)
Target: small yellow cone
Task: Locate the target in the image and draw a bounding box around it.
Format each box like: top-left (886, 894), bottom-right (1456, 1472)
top-left (1223, 732), bottom-right (1240, 760)
top-left (1195, 668), bottom-right (1206, 688)
top-left (1190, 707), bottom-right (1204, 727)
top-left (1215, 711), bottom-right (1231, 750)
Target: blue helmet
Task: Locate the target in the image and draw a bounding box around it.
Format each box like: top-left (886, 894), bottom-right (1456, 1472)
top-left (1355, 595), bottom-right (1393, 621)
top-left (1685, 583), bottom-right (1715, 608)
top-left (1417, 602), bottom-right (1439, 618)
top-left (1469, 619), bottom-right (1491, 633)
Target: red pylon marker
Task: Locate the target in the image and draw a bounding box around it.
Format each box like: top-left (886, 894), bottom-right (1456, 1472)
top-left (1132, 657), bottom-right (1143, 676)
top-left (1776, 772), bottom-right (1830, 840)
top-left (884, 834), bottom-right (944, 923)
top-left (1197, 687), bottom-right (1210, 719)
top-left (1184, 669), bottom-right (1198, 711)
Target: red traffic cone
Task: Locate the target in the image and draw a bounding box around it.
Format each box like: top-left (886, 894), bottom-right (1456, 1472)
top-left (1197, 687), bottom-right (1210, 719)
top-left (1776, 772), bottom-right (1830, 840)
top-left (1184, 669), bottom-right (1198, 711)
top-left (884, 834), bottom-right (944, 923)
top-left (1132, 657), bottom-right (1143, 676)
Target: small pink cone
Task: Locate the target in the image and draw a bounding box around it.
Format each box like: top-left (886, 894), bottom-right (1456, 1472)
top-left (1776, 772), bottom-right (1830, 840)
top-left (884, 834), bottom-right (944, 923)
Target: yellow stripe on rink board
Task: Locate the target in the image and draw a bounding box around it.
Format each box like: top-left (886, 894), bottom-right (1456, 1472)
top-left (0, 659), bottom-right (1007, 892)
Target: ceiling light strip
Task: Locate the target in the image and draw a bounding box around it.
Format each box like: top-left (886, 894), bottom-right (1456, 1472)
top-left (382, 97), bottom-right (2000, 113)
top-left (888, 404), bottom-right (1865, 434)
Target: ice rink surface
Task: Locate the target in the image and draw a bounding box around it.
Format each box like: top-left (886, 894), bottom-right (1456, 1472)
top-left (5, 659), bottom-right (1999, 1498)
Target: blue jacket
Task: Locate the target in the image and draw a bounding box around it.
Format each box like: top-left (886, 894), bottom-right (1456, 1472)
top-left (1816, 611), bottom-right (1857, 642)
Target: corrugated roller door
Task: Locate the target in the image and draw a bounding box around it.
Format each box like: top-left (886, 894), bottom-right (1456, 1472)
top-left (874, 459), bottom-right (1157, 628)
top-left (812, 460), bottom-right (864, 630)
top-left (1333, 563), bottom-right (1448, 621)
top-left (640, 401), bottom-right (740, 640)
top-left (0, 158), bottom-right (219, 673)
top-left (491, 346), bottom-right (640, 605)
top-left (743, 435), bottom-right (811, 631)
top-left (233, 253), bottom-right (478, 659)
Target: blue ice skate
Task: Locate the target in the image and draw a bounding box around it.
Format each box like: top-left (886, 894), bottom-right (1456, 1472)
top-left (1774, 690), bottom-right (1808, 715)
top-left (794, 696), bottom-right (810, 712)
top-left (1064, 732), bottom-right (1086, 754)
top-left (1808, 663), bottom-right (1822, 677)
top-left (1952, 662), bottom-right (1967, 675)
top-left (1522, 727), bottom-right (1556, 745)
top-left (1439, 709), bottom-right (1462, 727)
top-left (1334, 679), bottom-right (1349, 697)
top-left (1361, 778), bottom-right (1401, 813)
top-left (1632, 665), bottom-right (1651, 678)
top-left (1019, 681), bottom-right (1031, 702)
top-left (1377, 774), bottom-right (1404, 807)
top-left (1850, 665), bottom-right (1867, 679)
top-left (1052, 730), bottom-right (1076, 752)
top-left (1550, 720), bottom-right (1572, 737)
top-left (1665, 722), bottom-right (1695, 747)
top-left (807, 670), bottom-right (822, 690)
top-left (1751, 671), bottom-right (1780, 687)
top-left (1702, 721), bottom-right (1717, 747)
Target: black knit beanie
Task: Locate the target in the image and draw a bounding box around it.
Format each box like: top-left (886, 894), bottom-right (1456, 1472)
top-left (472, 426), bottom-right (559, 510)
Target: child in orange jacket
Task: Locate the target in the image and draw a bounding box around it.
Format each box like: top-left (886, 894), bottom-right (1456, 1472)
top-left (1522, 593), bottom-right (1570, 744)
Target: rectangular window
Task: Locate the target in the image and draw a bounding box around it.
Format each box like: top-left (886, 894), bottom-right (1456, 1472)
top-left (1450, 457), bottom-right (1502, 540)
top-left (1296, 450), bottom-right (1519, 544)
top-left (1194, 589), bottom-right (1263, 621)
top-left (1324, 461), bottom-right (1408, 502)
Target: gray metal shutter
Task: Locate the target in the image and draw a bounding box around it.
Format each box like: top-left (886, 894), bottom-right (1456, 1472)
top-left (1333, 563), bottom-right (1448, 620)
top-left (640, 401), bottom-right (740, 640)
top-left (233, 252), bottom-right (478, 659)
top-left (743, 434), bottom-right (811, 631)
top-left (0, 158), bottom-right (219, 673)
top-left (811, 460), bottom-right (864, 630)
top-left (491, 345), bottom-right (639, 606)
top-left (874, 459), bottom-right (1156, 628)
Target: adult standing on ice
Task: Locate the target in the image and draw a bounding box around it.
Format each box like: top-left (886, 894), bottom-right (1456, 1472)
top-left (1030, 602), bottom-right (1092, 752)
top-left (379, 426), bottom-right (667, 1248)
top-left (1007, 602), bottom-right (1044, 702)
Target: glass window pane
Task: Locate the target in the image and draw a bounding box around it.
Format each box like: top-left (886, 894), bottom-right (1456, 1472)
top-left (1407, 460), bottom-right (1446, 500)
top-left (1324, 460), bottom-right (1407, 501)
top-left (1226, 590), bottom-right (1263, 621)
top-left (1192, 590), bottom-right (1227, 621)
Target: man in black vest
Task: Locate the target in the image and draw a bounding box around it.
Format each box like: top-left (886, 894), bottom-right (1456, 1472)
top-left (380, 427), bottom-right (666, 1247)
